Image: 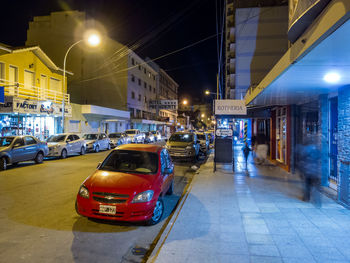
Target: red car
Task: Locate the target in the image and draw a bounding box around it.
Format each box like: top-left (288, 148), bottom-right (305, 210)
top-left (75, 144), bottom-right (174, 225)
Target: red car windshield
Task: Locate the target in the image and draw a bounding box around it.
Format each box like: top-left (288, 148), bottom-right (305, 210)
top-left (100, 150), bottom-right (158, 174)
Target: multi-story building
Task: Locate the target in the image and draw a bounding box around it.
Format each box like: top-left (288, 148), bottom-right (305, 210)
top-left (146, 58), bottom-right (179, 135)
top-left (0, 43), bottom-right (69, 139)
top-left (244, 0), bottom-right (350, 205)
top-left (225, 0), bottom-right (288, 100)
top-left (25, 11), bottom-right (166, 133)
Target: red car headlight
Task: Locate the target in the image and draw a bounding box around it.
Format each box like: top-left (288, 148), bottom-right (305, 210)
top-left (132, 190), bottom-right (154, 203)
top-left (78, 185), bottom-right (90, 199)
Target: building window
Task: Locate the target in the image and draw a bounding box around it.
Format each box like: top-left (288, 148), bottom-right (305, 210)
top-left (40, 75), bottom-right (47, 90)
top-left (0, 62), bottom-right (4, 83)
top-left (49, 77), bottom-right (61, 92)
top-left (131, 74), bottom-right (135, 82)
top-left (144, 96), bottom-right (147, 103)
top-left (138, 94), bottom-right (141, 101)
top-left (153, 75), bottom-right (156, 80)
top-left (131, 58), bottom-right (135, 65)
top-left (9, 65), bottom-right (18, 85)
top-left (144, 82), bottom-right (147, 89)
top-left (138, 78), bottom-right (141, 86)
top-left (148, 72), bottom-right (151, 78)
top-left (138, 65), bottom-right (141, 70)
top-left (144, 68), bottom-right (146, 74)
top-left (131, 91), bottom-right (135, 99)
top-left (153, 88), bottom-right (156, 93)
top-left (149, 85), bottom-right (152, 92)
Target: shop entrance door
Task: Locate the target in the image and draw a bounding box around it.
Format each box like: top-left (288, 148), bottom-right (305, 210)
top-left (329, 97), bottom-right (338, 189)
top-left (276, 108), bottom-right (287, 164)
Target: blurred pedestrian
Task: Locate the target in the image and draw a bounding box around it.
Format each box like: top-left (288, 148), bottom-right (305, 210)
top-left (242, 142), bottom-right (251, 169)
top-left (255, 134), bottom-right (268, 165)
top-left (297, 138), bottom-right (322, 204)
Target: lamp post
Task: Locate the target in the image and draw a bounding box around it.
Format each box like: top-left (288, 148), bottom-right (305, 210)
top-left (61, 33), bottom-right (101, 133)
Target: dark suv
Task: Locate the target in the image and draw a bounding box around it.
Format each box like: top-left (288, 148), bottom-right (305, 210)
top-left (165, 132), bottom-right (200, 161)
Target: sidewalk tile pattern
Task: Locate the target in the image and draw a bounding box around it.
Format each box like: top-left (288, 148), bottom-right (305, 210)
top-left (152, 148), bottom-right (350, 263)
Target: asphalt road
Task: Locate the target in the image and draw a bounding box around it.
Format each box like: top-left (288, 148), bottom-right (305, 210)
top-left (0, 146), bottom-right (200, 263)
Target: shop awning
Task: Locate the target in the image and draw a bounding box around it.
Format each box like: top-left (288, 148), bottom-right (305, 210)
top-left (245, 0), bottom-right (350, 106)
top-left (81, 105), bottom-right (130, 121)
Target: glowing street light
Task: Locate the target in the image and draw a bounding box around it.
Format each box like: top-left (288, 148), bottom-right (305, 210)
top-left (323, 72), bottom-right (340, 83)
top-left (182, 99), bottom-right (188, 105)
top-left (62, 31), bottom-right (101, 132)
top-left (201, 113), bottom-right (205, 118)
top-left (87, 34), bottom-right (101, 46)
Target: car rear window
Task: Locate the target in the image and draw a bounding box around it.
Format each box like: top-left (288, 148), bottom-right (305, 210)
top-left (109, 133), bottom-right (121, 138)
top-left (169, 134), bottom-right (193, 142)
top-left (197, 134), bottom-right (206, 140)
top-left (100, 150), bottom-right (158, 174)
top-left (84, 134), bottom-right (98, 140)
top-left (47, 135), bottom-right (66, 142)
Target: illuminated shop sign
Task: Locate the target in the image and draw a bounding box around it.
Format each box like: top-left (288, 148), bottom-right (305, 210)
top-left (0, 97), bottom-right (72, 117)
top-left (215, 100), bottom-right (247, 115)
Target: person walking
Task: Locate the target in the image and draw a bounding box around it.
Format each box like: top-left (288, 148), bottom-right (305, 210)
top-left (242, 142), bottom-right (251, 170)
top-left (297, 138), bottom-right (322, 204)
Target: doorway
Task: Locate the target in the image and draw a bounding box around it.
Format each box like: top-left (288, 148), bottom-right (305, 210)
top-left (329, 97), bottom-right (338, 189)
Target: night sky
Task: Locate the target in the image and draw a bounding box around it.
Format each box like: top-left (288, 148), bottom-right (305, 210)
top-left (1, 0), bottom-right (221, 103)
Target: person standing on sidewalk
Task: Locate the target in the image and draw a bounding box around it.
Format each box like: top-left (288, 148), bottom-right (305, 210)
top-left (297, 137), bottom-right (322, 204)
top-left (242, 142), bottom-right (251, 169)
top-left (255, 133), bottom-right (268, 165)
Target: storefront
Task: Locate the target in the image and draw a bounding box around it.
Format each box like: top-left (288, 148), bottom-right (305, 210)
top-left (271, 106), bottom-right (291, 171)
top-left (68, 104), bottom-right (130, 135)
top-left (0, 96), bottom-right (71, 140)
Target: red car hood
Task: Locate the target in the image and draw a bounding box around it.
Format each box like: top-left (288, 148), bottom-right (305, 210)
top-left (84, 170), bottom-right (155, 194)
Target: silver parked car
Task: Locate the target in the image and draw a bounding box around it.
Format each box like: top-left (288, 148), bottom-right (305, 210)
top-left (145, 132), bottom-right (155, 143)
top-left (196, 132), bottom-right (210, 156)
top-left (0, 135), bottom-right (49, 170)
top-left (108, 132), bottom-right (130, 147)
top-left (83, 133), bottom-right (111, 152)
top-left (151, 131), bottom-right (162, 141)
top-left (47, 133), bottom-right (86, 158)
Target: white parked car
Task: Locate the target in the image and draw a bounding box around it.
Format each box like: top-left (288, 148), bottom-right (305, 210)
top-left (108, 132), bottom-right (130, 147)
top-left (83, 133), bottom-right (111, 152)
top-left (125, 129), bottom-right (145, 143)
top-left (151, 131), bottom-right (162, 141)
top-left (47, 133), bottom-right (86, 158)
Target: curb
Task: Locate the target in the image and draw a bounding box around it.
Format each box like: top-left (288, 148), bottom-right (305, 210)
top-left (145, 157), bottom-right (210, 263)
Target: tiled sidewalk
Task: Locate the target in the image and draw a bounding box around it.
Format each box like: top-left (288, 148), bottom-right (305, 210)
top-left (148, 148), bottom-right (350, 263)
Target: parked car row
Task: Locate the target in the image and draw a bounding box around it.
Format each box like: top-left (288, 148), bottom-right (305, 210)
top-left (0, 130), bottom-right (164, 170)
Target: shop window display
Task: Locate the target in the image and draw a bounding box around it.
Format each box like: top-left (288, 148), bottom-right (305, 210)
top-left (0, 114), bottom-right (57, 140)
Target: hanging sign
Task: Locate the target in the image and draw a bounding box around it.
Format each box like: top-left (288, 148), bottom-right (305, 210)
top-left (215, 100), bottom-right (246, 115)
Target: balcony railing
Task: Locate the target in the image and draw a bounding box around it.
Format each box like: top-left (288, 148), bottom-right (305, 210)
top-left (0, 79), bottom-right (70, 104)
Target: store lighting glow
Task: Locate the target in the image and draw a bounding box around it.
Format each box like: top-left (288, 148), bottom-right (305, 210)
top-left (42, 101), bottom-right (52, 109)
top-left (323, 72), bottom-right (340, 83)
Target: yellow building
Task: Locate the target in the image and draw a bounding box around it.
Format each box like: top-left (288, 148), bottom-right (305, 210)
top-left (0, 43), bottom-right (71, 139)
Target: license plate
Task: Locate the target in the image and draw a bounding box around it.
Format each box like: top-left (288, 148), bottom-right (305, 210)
top-left (99, 205), bottom-right (116, 215)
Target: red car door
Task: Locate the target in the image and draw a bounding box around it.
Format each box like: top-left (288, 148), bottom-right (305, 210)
top-left (160, 149), bottom-right (174, 193)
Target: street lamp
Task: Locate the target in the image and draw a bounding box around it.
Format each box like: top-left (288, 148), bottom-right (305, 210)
top-left (61, 32), bottom-right (101, 132)
top-left (201, 113), bottom-right (205, 118)
top-left (182, 99), bottom-right (188, 105)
